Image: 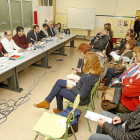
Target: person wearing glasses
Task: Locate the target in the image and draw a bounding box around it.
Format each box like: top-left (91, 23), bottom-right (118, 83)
top-left (1, 30), bottom-right (23, 53)
top-left (13, 26), bottom-right (32, 49)
top-left (0, 36), bottom-right (8, 57)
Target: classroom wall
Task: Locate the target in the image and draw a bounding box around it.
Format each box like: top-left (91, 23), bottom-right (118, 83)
top-left (55, 0), bottom-right (140, 38)
top-left (0, 0), bottom-right (38, 39)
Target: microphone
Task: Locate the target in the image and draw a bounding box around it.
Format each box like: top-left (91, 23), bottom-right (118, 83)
top-left (30, 38), bottom-right (36, 50)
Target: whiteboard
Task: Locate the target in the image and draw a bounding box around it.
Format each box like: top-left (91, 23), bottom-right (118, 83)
top-left (37, 6), bottom-right (53, 29)
top-left (68, 8), bottom-right (96, 30)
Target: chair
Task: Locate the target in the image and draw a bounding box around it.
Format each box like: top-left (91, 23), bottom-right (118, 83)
top-left (64, 79), bottom-right (100, 133)
top-left (103, 42), bottom-right (109, 54)
top-left (33, 94), bottom-right (80, 140)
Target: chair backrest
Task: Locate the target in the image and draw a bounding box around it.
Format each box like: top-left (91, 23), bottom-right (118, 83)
top-left (90, 79), bottom-right (100, 95)
top-left (66, 94), bottom-right (80, 123)
top-left (103, 42), bottom-right (109, 54)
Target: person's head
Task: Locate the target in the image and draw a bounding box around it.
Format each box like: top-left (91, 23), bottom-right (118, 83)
top-left (126, 33), bottom-right (134, 41)
top-left (42, 23), bottom-right (48, 31)
top-left (56, 23), bottom-right (61, 29)
top-left (33, 25), bottom-right (40, 34)
top-left (78, 43), bottom-right (91, 58)
top-left (48, 21), bottom-right (53, 28)
top-left (138, 16), bottom-right (140, 21)
top-left (126, 39), bottom-right (136, 50)
top-left (104, 23), bottom-right (108, 29)
top-left (32, 24), bottom-right (36, 30)
top-left (126, 29), bottom-right (133, 35)
top-left (82, 51), bottom-right (101, 75)
top-left (16, 26), bottom-right (24, 37)
top-left (4, 30), bottom-right (13, 40)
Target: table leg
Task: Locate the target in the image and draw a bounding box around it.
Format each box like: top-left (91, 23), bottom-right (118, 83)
top-left (65, 39), bottom-right (76, 48)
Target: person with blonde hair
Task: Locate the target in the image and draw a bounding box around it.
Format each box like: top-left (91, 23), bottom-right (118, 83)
top-left (34, 51), bottom-right (101, 114)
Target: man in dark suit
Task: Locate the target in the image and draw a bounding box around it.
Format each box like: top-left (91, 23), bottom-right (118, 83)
top-left (27, 25), bottom-right (41, 44)
top-left (47, 21), bottom-right (56, 37)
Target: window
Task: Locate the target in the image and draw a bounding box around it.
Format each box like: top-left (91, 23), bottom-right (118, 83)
top-left (41, 0), bottom-right (53, 6)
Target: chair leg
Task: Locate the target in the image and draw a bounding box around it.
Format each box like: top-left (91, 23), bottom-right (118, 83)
top-left (92, 101), bottom-right (95, 111)
top-left (70, 124), bottom-right (77, 140)
top-left (84, 108), bottom-right (91, 133)
top-left (34, 134), bottom-right (40, 140)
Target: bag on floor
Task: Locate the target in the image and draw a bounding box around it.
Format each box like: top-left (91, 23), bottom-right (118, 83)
top-left (57, 107), bottom-right (81, 135)
top-left (101, 87), bottom-right (123, 111)
top-left (113, 64), bottom-right (126, 74)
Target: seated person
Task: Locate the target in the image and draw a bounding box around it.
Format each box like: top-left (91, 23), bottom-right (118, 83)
top-left (33, 51), bottom-right (101, 113)
top-left (39, 23), bottom-right (50, 39)
top-left (47, 21), bottom-right (56, 37)
top-left (98, 39), bottom-right (136, 90)
top-left (54, 23), bottom-right (62, 35)
top-left (13, 26), bottom-right (32, 49)
top-left (1, 30), bottom-right (23, 53)
top-left (91, 30), bottom-right (109, 52)
top-left (0, 36), bottom-right (8, 57)
top-left (89, 105), bottom-right (140, 140)
top-left (27, 25), bottom-right (41, 44)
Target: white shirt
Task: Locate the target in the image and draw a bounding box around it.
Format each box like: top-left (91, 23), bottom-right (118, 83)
top-left (1, 37), bottom-right (20, 53)
top-left (34, 31), bottom-right (37, 41)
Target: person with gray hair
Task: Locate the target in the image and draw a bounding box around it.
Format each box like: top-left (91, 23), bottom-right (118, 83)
top-left (47, 21), bottom-right (56, 37)
top-left (91, 30), bottom-right (109, 52)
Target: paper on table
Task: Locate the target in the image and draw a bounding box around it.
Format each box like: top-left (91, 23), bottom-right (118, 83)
top-left (85, 111), bottom-right (112, 124)
top-left (0, 57), bottom-right (9, 62)
top-left (0, 64), bottom-right (8, 70)
top-left (110, 51), bottom-right (120, 61)
top-left (8, 52), bottom-right (23, 57)
top-left (39, 42), bottom-right (46, 46)
top-left (59, 119), bottom-right (69, 128)
top-left (67, 80), bottom-right (76, 86)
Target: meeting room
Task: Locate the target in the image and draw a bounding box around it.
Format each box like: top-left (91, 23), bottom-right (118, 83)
top-left (0, 0), bottom-right (140, 140)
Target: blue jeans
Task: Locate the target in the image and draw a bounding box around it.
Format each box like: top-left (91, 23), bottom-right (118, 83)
top-left (89, 111), bottom-right (123, 140)
top-left (104, 68), bottom-right (122, 86)
top-left (45, 79), bottom-right (76, 110)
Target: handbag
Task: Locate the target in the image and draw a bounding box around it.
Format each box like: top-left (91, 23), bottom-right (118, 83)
top-left (101, 87), bottom-right (122, 111)
top-left (113, 64), bottom-right (126, 74)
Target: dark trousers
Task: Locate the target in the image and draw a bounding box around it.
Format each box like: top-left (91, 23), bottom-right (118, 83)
top-left (104, 68), bottom-right (122, 86)
top-left (45, 79), bottom-right (76, 110)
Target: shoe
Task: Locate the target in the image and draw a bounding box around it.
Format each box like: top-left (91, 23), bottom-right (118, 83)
top-left (53, 108), bottom-right (63, 114)
top-left (101, 79), bottom-right (106, 83)
top-left (33, 100), bottom-right (50, 109)
top-left (98, 86), bottom-right (107, 91)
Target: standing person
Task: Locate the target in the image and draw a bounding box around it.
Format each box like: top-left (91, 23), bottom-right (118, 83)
top-left (0, 36), bottom-right (8, 57)
top-left (1, 30), bottom-right (23, 53)
top-left (13, 26), bottom-right (32, 49)
top-left (39, 23), bottom-right (50, 39)
top-left (134, 16), bottom-right (140, 39)
top-left (33, 51), bottom-right (101, 114)
top-left (53, 23), bottom-right (62, 35)
top-left (27, 25), bottom-right (41, 44)
top-left (47, 21), bottom-right (57, 37)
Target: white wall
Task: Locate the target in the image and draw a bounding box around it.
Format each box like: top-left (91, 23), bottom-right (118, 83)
top-left (56, 0), bottom-right (140, 17)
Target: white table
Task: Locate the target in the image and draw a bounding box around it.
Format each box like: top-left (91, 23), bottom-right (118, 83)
top-left (0, 34), bottom-right (77, 92)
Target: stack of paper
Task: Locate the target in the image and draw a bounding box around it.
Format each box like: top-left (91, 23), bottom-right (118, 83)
top-left (122, 56), bottom-right (131, 63)
top-left (85, 111), bottom-right (112, 124)
top-left (67, 80), bottom-right (76, 86)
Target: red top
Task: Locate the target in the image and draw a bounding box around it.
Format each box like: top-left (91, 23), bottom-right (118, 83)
top-left (121, 73), bottom-right (140, 111)
top-left (0, 43), bottom-right (2, 55)
top-left (13, 33), bottom-right (29, 49)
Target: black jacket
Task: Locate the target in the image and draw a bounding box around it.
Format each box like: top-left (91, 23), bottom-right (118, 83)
top-left (0, 43), bottom-right (7, 57)
top-left (134, 19), bottom-right (140, 32)
top-left (27, 30), bottom-right (41, 44)
top-left (47, 27), bottom-right (55, 37)
top-left (39, 30), bottom-right (47, 39)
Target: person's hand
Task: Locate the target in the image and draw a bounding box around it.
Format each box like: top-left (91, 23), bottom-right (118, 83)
top-left (66, 82), bottom-right (73, 89)
top-left (4, 53), bottom-right (8, 57)
top-left (122, 60), bottom-right (126, 65)
top-left (129, 78), bottom-right (133, 84)
top-left (113, 58), bottom-right (117, 62)
top-left (113, 116), bottom-right (121, 125)
top-left (73, 70), bottom-right (77, 75)
top-left (116, 50), bottom-right (119, 53)
top-left (29, 43), bottom-right (32, 47)
top-left (74, 79), bottom-right (78, 83)
top-left (75, 68), bottom-right (80, 72)
top-left (48, 36), bottom-right (51, 38)
top-left (37, 41), bottom-right (41, 44)
top-left (18, 49), bottom-right (22, 52)
top-left (133, 52), bottom-right (137, 57)
top-left (97, 118), bottom-right (106, 128)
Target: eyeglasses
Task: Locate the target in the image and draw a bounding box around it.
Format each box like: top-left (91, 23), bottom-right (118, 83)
top-left (6, 34), bottom-right (12, 36)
